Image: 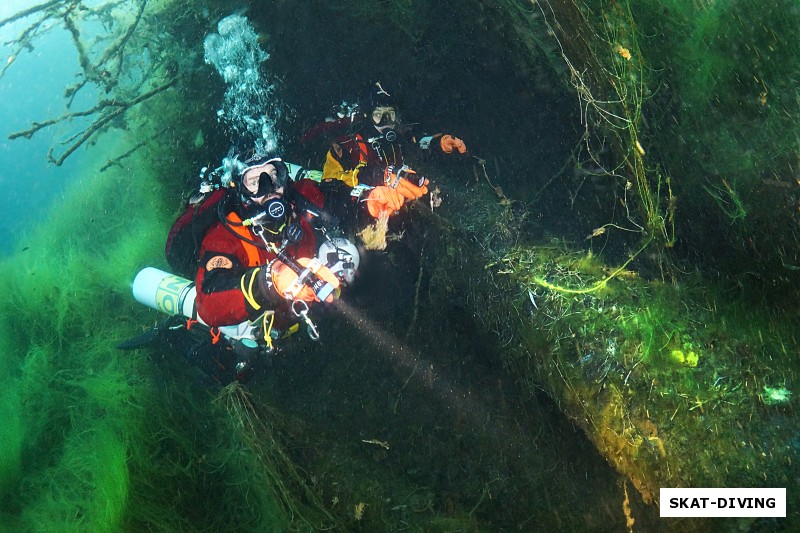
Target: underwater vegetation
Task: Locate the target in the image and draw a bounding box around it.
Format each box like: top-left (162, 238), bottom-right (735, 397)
top-left (604, 0), bottom-right (799, 295)
top-left (0, 167), bottom-right (169, 531)
top-left (0, 146), bottom-right (326, 531)
top-left (428, 176), bottom-right (799, 529)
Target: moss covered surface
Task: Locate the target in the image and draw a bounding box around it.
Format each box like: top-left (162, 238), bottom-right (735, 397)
top-left (419, 172), bottom-right (799, 529)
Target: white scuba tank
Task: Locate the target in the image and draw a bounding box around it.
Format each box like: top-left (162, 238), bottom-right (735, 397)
top-left (132, 267), bottom-right (256, 341)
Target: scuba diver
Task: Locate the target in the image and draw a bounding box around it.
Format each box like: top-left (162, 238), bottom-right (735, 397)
top-left (193, 154), bottom-right (336, 328)
top-left (301, 81), bottom-right (468, 188)
top-left (124, 148), bottom-right (429, 385)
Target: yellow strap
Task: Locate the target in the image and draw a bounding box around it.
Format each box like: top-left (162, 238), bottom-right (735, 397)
top-left (282, 323), bottom-right (300, 338)
top-left (240, 268), bottom-right (262, 311)
top-left (227, 211), bottom-right (262, 267)
top-left (262, 311), bottom-right (274, 349)
top-left (306, 257), bottom-right (324, 274)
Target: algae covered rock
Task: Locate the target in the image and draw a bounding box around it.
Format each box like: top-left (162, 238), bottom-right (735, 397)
top-left (422, 177), bottom-right (799, 525)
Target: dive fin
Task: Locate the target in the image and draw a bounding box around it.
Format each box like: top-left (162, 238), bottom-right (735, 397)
top-left (117, 317), bottom-right (181, 350)
top-left (117, 326), bottom-right (163, 350)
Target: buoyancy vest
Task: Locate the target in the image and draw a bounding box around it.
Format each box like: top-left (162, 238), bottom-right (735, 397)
top-left (166, 180), bottom-right (326, 277)
top-left (225, 211), bottom-right (261, 267)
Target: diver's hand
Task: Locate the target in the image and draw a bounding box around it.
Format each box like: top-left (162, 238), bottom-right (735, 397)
top-left (383, 167), bottom-right (429, 200)
top-left (395, 177), bottom-right (428, 201)
top-left (271, 258), bottom-right (339, 303)
top-left (440, 134), bottom-right (467, 154)
top-left (365, 186), bottom-right (405, 218)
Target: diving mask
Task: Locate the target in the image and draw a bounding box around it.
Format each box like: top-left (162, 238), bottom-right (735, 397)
top-left (239, 158), bottom-right (288, 199)
top-left (371, 106), bottom-right (396, 127)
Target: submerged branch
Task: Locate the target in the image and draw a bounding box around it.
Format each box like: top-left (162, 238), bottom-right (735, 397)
top-left (0, 1), bottom-right (70, 80)
top-left (62, 0), bottom-right (148, 104)
top-left (96, 0), bottom-right (147, 69)
top-left (0, 0), bottom-right (65, 29)
top-left (99, 137), bottom-right (149, 172)
top-left (4, 0), bottom-right (172, 166)
top-left (9, 104), bottom-right (108, 140)
top-left (39, 77), bottom-right (176, 166)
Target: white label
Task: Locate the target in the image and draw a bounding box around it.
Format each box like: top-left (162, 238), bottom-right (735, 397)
top-left (660, 488), bottom-right (786, 517)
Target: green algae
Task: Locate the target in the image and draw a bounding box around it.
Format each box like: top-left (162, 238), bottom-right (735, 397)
top-left (0, 153), bottom-right (303, 531)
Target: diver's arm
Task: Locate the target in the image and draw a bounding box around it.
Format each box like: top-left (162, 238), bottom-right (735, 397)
top-left (195, 253), bottom-right (259, 326)
top-left (194, 227), bottom-right (274, 326)
top-left (414, 132), bottom-right (467, 155)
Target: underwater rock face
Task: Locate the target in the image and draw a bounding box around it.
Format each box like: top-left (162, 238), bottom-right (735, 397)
top-left (421, 177), bottom-right (799, 528)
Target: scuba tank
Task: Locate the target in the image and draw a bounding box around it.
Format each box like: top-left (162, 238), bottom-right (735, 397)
top-left (129, 266), bottom-right (261, 384)
top-left (132, 266), bottom-right (256, 342)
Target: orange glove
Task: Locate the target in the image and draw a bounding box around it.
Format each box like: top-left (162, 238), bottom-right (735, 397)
top-left (440, 134), bottom-right (467, 154)
top-left (365, 186), bottom-right (405, 218)
top-left (383, 166), bottom-right (429, 201)
top-left (271, 258), bottom-right (340, 303)
top-left (395, 177), bottom-right (429, 201)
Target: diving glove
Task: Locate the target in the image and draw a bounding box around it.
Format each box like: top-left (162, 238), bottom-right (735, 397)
top-left (270, 258), bottom-right (340, 303)
top-left (365, 186), bottom-right (405, 218)
top-left (383, 166), bottom-right (429, 201)
top-left (440, 134), bottom-right (467, 154)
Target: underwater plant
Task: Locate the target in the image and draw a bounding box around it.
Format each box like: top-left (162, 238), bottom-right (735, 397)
top-left (760, 386), bottom-right (792, 406)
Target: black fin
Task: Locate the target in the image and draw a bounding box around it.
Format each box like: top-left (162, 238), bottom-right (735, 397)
top-left (117, 326), bottom-right (164, 350)
top-left (117, 317), bottom-right (182, 350)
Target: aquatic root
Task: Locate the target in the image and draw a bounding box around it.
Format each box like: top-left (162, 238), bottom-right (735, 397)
top-left (622, 481), bottom-right (635, 533)
top-left (358, 211), bottom-right (390, 250)
top-left (215, 383), bottom-right (339, 530)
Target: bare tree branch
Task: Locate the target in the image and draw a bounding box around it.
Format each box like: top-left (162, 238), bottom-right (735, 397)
top-left (99, 137), bottom-right (149, 172)
top-left (0, 1), bottom-right (74, 79)
top-left (0, 0), bottom-right (65, 29)
top-left (47, 77), bottom-right (176, 165)
top-left (62, 0), bottom-right (148, 102)
top-left (96, 0), bottom-right (147, 68)
top-left (4, 0), bottom-right (181, 165)
top-left (9, 97), bottom-right (125, 140)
